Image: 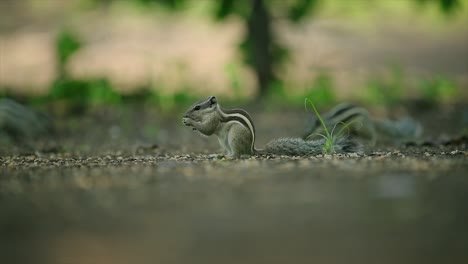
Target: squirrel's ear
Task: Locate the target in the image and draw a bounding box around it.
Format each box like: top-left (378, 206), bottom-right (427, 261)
top-left (209, 96), bottom-right (217, 106)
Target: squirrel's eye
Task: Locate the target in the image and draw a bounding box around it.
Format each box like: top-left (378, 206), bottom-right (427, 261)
top-left (194, 106), bottom-right (201, 111)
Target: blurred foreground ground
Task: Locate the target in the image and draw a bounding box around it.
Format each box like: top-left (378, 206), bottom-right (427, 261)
top-left (1, 105), bottom-right (467, 264)
top-left (1, 152), bottom-right (467, 264)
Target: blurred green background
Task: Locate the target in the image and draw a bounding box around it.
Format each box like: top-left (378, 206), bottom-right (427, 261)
top-left (0, 0), bottom-right (467, 108)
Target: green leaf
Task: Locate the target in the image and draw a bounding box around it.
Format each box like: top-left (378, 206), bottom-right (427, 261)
top-left (56, 30), bottom-right (82, 66)
top-left (288, 0), bottom-right (319, 22)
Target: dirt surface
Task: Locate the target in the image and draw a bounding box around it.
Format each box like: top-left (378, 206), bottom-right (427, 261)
top-left (1, 105), bottom-right (468, 264)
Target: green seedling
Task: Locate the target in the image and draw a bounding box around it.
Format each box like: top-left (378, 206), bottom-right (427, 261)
top-left (304, 98), bottom-right (357, 154)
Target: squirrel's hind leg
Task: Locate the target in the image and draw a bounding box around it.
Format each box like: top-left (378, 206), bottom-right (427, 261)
top-left (227, 125), bottom-right (253, 158)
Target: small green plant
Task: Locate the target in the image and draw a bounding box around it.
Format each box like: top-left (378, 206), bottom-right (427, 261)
top-left (304, 98), bottom-right (356, 154)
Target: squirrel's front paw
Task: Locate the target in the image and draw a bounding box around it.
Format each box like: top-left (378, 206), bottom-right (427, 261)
top-left (182, 118), bottom-right (198, 131)
top-left (182, 117), bottom-right (192, 126)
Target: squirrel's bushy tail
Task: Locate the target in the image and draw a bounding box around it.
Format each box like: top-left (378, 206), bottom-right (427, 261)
top-left (0, 98), bottom-right (53, 140)
top-left (256, 136), bottom-right (361, 156)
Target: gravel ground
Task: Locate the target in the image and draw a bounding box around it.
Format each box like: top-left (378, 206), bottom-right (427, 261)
top-left (1, 106), bottom-right (467, 264)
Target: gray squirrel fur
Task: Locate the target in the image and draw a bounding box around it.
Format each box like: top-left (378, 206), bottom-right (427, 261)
top-left (303, 103), bottom-right (423, 145)
top-left (182, 96), bottom-right (361, 157)
top-left (0, 98), bottom-right (52, 141)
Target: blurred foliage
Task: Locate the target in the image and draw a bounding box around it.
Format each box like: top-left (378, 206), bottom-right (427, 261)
top-left (1, 0), bottom-right (465, 111)
top-left (418, 76), bottom-right (458, 103)
top-left (215, 0), bottom-right (250, 19)
top-left (56, 30), bottom-right (82, 77)
top-left (83, 0), bottom-right (320, 98)
top-left (260, 73), bottom-right (335, 108)
top-left (286, 0), bottom-right (320, 22)
top-left (50, 30), bottom-right (123, 109)
top-left (48, 79), bottom-right (121, 105)
top-left (303, 74), bottom-right (336, 108)
top-left (46, 28), bottom-right (195, 112)
top-left (0, 29), bottom-right (187, 113)
top-left (137, 0), bottom-right (184, 9)
top-left (214, 0), bottom-right (319, 98)
top-left (364, 65), bottom-right (405, 106)
top-left (363, 67), bottom-right (460, 106)
top-left (418, 0), bottom-right (461, 13)
top-left (24, 78), bottom-right (196, 114)
top-left (225, 63), bottom-right (245, 100)
top-left (81, 0), bottom-right (464, 100)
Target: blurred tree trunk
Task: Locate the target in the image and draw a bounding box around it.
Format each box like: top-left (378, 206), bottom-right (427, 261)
top-left (247, 0), bottom-right (276, 99)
